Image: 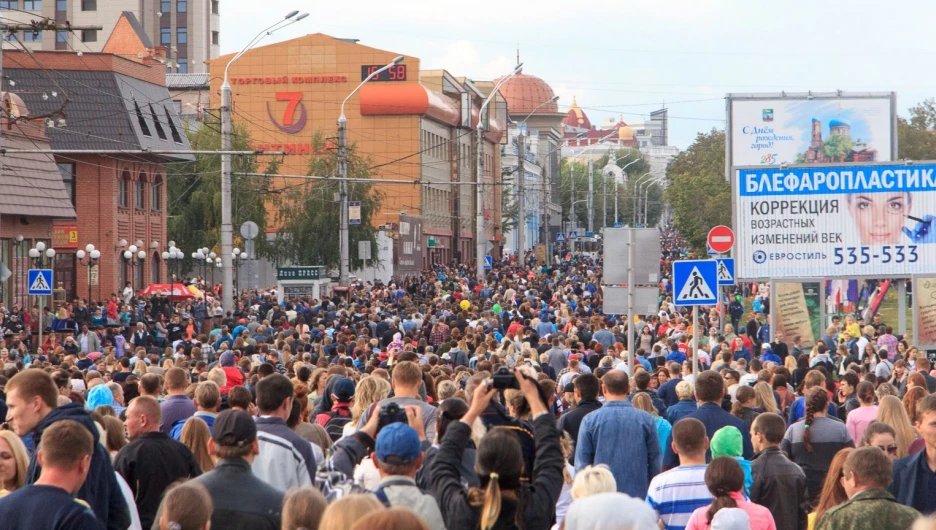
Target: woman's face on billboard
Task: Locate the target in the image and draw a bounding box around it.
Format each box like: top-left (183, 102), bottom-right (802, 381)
top-left (848, 193), bottom-right (909, 245)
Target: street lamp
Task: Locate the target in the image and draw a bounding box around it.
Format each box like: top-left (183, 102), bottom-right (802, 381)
top-left (122, 244), bottom-right (147, 291)
top-left (161, 244), bottom-right (184, 314)
top-left (641, 175), bottom-right (667, 227)
top-left (337, 54), bottom-right (404, 286)
top-left (233, 248), bottom-right (247, 292)
top-left (632, 172), bottom-right (660, 227)
top-left (76, 244), bottom-right (101, 302)
top-left (219, 10), bottom-right (308, 313)
top-left (477, 62), bottom-right (523, 279)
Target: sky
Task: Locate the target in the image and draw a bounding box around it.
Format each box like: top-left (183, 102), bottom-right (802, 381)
top-left (221, 0), bottom-right (936, 150)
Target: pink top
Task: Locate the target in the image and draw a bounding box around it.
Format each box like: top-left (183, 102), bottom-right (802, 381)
top-left (846, 405), bottom-right (879, 443)
top-left (685, 492), bottom-right (776, 530)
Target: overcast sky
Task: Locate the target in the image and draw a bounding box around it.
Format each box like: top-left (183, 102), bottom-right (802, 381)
top-left (222, 0), bottom-right (936, 149)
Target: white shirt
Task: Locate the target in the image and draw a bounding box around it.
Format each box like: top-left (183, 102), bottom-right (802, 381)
top-left (122, 286), bottom-right (133, 305)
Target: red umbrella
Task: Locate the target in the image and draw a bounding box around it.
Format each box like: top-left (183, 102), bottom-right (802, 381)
top-left (137, 284), bottom-right (196, 299)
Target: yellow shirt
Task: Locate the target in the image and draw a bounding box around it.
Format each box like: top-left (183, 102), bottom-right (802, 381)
top-left (807, 511), bottom-right (817, 530)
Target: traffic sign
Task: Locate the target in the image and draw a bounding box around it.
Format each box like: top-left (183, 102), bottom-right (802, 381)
top-left (556, 233), bottom-right (566, 242)
top-left (613, 222), bottom-right (623, 228)
top-left (707, 225), bottom-right (734, 254)
top-left (484, 256), bottom-right (492, 269)
top-left (349, 201), bottom-right (361, 225)
top-left (585, 231), bottom-right (594, 238)
top-left (716, 258), bottom-right (735, 285)
top-left (673, 260), bottom-right (717, 306)
top-left (707, 244), bottom-right (719, 256)
top-left (569, 230), bottom-right (578, 240)
top-left (28, 269), bottom-right (53, 295)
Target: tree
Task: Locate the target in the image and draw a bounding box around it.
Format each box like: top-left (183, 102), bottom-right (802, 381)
top-left (267, 132), bottom-right (384, 271)
top-left (823, 133), bottom-right (855, 162)
top-left (665, 129), bottom-right (731, 252)
top-left (560, 148), bottom-right (655, 229)
top-left (167, 123), bottom-right (272, 275)
top-left (898, 98), bottom-right (936, 160)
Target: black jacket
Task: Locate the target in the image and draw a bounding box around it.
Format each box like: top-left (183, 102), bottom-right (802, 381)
top-left (557, 399), bottom-right (602, 465)
top-left (152, 458), bottom-right (283, 530)
top-left (750, 446), bottom-right (808, 530)
top-left (26, 402), bottom-right (130, 530)
top-left (429, 413), bottom-right (564, 530)
top-left (480, 402), bottom-right (536, 482)
top-left (114, 431), bottom-right (201, 528)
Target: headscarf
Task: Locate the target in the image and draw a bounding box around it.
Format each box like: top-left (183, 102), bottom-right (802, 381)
top-left (563, 492), bottom-right (658, 530)
top-left (389, 333), bottom-right (404, 353)
top-left (86, 384), bottom-right (114, 411)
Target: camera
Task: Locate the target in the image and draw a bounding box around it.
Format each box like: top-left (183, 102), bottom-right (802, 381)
top-left (492, 366), bottom-right (520, 390)
top-left (377, 402), bottom-right (409, 431)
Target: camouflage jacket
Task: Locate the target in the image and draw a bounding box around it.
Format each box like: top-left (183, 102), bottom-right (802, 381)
top-left (815, 489), bottom-right (919, 530)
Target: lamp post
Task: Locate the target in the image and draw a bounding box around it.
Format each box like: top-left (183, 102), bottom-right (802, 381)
top-left (220, 11), bottom-right (308, 312)
top-left (477, 63), bottom-right (523, 279)
top-left (193, 248), bottom-right (210, 319)
top-left (514, 94), bottom-right (559, 257)
top-left (122, 243), bottom-right (147, 292)
top-left (75, 244), bottom-right (101, 303)
top-left (28, 242), bottom-right (55, 353)
top-left (13, 234), bottom-right (24, 307)
top-left (631, 172), bottom-right (658, 227)
top-left (233, 248), bottom-right (247, 293)
top-left (338, 54), bottom-right (404, 286)
top-left (641, 175), bottom-right (666, 227)
top-left (161, 242), bottom-right (183, 315)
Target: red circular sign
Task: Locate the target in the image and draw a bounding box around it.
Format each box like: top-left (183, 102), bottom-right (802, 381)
top-left (707, 225), bottom-right (734, 254)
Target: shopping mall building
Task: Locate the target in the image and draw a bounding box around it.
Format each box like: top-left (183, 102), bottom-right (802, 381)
top-left (207, 33), bottom-right (523, 280)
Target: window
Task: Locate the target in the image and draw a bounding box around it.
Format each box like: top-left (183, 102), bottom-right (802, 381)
top-left (118, 170), bottom-right (130, 208)
top-left (211, 0), bottom-right (218, 13)
top-left (151, 255), bottom-right (160, 284)
top-left (212, 31), bottom-right (219, 45)
top-left (22, 0), bottom-right (39, 9)
top-left (135, 174), bottom-right (146, 209)
top-left (22, 30), bottom-right (41, 42)
top-left (55, 0), bottom-right (65, 10)
top-left (149, 104), bottom-right (167, 140)
top-left (0, 1), bottom-right (18, 10)
top-left (160, 0), bottom-right (169, 12)
top-left (133, 100), bottom-right (152, 137)
top-left (58, 163), bottom-right (75, 206)
top-left (160, 28), bottom-right (170, 45)
top-left (176, 27), bottom-right (187, 44)
top-left (151, 175), bottom-right (162, 210)
top-left (164, 107), bottom-right (183, 143)
top-left (81, 0), bottom-right (96, 10)
top-left (176, 59), bottom-right (188, 74)
top-left (177, 0), bottom-right (186, 12)
top-left (55, 31), bottom-right (67, 43)
top-left (81, 29), bottom-right (97, 42)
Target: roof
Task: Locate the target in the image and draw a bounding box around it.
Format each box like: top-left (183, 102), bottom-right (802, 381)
top-left (829, 119), bottom-right (848, 128)
top-left (122, 11), bottom-right (153, 49)
top-left (562, 96), bottom-right (591, 129)
top-left (167, 73), bottom-right (210, 89)
top-left (4, 68), bottom-right (193, 161)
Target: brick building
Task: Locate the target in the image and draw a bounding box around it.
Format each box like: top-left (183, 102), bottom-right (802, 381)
top-left (3, 46), bottom-right (192, 303)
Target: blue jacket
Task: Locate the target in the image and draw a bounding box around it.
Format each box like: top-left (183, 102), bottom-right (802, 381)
top-left (662, 402), bottom-right (754, 469)
top-left (666, 398), bottom-right (698, 425)
top-left (788, 396), bottom-right (840, 425)
top-left (657, 378), bottom-right (683, 408)
top-left (169, 412), bottom-right (217, 441)
top-left (733, 347), bottom-right (751, 363)
top-left (888, 449), bottom-right (935, 514)
top-left (575, 400), bottom-right (661, 499)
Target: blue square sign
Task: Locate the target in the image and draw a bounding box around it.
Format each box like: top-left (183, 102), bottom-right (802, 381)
top-left (484, 256), bottom-right (492, 269)
top-left (28, 269), bottom-right (53, 295)
top-left (672, 260), bottom-right (717, 306)
top-left (715, 258), bottom-right (735, 286)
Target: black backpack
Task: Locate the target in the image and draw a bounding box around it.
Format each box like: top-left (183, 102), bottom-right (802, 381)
top-left (323, 407), bottom-right (352, 442)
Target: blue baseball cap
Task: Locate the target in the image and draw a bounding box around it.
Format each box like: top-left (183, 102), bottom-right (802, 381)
top-left (375, 422), bottom-right (421, 465)
top-left (332, 377), bottom-right (356, 401)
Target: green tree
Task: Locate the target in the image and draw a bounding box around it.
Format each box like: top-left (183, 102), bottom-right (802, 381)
top-left (823, 133), bottom-right (855, 162)
top-left (167, 123), bottom-right (271, 275)
top-left (665, 129), bottom-right (731, 252)
top-left (268, 132), bottom-right (384, 271)
top-left (898, 98), bottom-right (936, 160)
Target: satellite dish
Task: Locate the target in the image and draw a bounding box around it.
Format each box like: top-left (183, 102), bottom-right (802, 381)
top-left (602, 164), bottom-right (625, 184)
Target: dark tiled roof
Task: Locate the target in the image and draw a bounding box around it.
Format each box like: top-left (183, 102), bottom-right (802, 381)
top-left (4, 68), bottom-right (193, 161)
top-left (1, 130), bottom-right (77, 219)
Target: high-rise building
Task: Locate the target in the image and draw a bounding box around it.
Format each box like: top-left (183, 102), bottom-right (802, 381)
top-left (1, 0), bottom-right (218, 73)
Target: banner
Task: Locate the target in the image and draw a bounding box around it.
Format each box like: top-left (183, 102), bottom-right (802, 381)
top-left (396, 215), bottom-right (422, 277)
top-left (735, 162), bottom-right (936, 279)
top-left (774, 282), bottom-right (816, 348)
top-left (728, 93), bottom-right (895, 168)
top-left (52, 224), bottom-right (79, 249)
top-left (914, 277), bottom-right (936, 349)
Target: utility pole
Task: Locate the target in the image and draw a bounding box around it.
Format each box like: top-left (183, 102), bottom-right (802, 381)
top-left (602, 168), bottom-right (607, 230)
top-left (570, 164), bottom-right (576, 233)
top-left (587, 157), bottom-right (594, 233)
top-left (516, 131), bottom-right (525, 256)
top-left (337, 117), bottom-right (349, 286)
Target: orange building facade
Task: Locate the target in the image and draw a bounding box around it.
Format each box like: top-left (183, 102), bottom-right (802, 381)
top-left (207, 34), bottom-right (507, 271)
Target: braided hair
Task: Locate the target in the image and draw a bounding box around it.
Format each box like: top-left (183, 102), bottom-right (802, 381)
top-left (802, 386), bottom-right (829, 453)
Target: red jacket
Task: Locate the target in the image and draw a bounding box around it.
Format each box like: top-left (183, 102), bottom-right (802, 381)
top-left (221, 366), bottom-right (244, 394)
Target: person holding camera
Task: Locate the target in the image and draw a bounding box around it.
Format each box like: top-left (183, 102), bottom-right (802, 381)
top-left (428, 367), bottom-right (564, 530)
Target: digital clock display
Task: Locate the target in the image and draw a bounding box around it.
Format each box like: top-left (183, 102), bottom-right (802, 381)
top-left (361, 64), bottom-right (407, 82)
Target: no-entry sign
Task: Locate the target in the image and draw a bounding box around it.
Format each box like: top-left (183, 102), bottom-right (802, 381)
top-left (707, 225), bottom-right (734, 254)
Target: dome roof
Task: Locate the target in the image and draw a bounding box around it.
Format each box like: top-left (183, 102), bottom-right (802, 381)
top-left (829, 119), bottom-right (849, 128)
top-left (562, 96), bottom-right (591, 130)
top-left (618, 125), bottom-right (634, 140)
top-left (495, 72), bottom-right (559, 116)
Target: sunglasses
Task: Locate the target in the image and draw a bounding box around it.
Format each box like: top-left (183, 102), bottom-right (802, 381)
top-left (875, 444), bottom-right (898, 455)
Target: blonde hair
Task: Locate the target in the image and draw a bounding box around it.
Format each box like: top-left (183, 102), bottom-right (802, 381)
top-left (632, 392), bottom-right (659, 418)
top-left (318, 494), bottom-right (383, 530)
top-left (282, 487), bottom-right (328, 530)
top-left (180, 418), bottom-right (215, 472)
top-left (350, 377), bottom-right (391, 424)
top-left (0, 431), bottom-right (29, 492)
top-left (754, 381), bottom-right (779, 413)
top-left (570, 465), bottom-right (617, 500)
top-left (207, 367), bottom-right (227, 389)
top-left (876, 395), bottom-right (917, 458)
top-left (675, 380), bottom-right (694, 400)
top-left (349, 507), bottom-right (430, 530)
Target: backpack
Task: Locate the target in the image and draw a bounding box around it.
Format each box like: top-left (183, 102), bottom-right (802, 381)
top-left (323, 407), bottom-right (352, 442)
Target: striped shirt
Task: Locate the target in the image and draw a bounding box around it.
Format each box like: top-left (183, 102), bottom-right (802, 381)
top-left (646, 465), bottom-right (713, 530)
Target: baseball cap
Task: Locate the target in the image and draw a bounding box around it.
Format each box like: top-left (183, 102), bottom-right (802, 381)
top-left (563, 382), bottom-right (575, 393)
top-left (212, 409), bottom-right (257, 447)
top-left (375, 422), bottom-right (421, 465)
top-left (332, 377), bottom-right (356, 401)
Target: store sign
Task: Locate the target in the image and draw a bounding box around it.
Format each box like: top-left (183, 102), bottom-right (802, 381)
top-left (277, 266), bottom-right (324, 280)
top-left (52, 224), bottom-right (78, 248)
top-left (735, 162), bottom-right (936, 279)
top-left (267, 92), bottom-right (307, 134)
top-left (229, 75), bottom-right (349, 85)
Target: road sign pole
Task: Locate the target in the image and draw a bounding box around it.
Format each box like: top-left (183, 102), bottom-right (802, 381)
top-left (692, 304), bottom-right (699, 376)
top-left (38, 296), bottom-right (42, 355)
top-left (627, 227), bottom-right (635, 377)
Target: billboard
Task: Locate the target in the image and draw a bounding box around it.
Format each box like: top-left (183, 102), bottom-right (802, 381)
top-left (913, 276), bottom-right (936, 349)
top-left (734, 162), bottom-right (936, 279)
top-left (726, 92), bottom-right (896, 170)
top-left (396, 215), bottom-right (423, 277)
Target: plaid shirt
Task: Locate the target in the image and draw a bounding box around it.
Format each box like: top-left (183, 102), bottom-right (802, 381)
top-left (429, 323), bottom-right (449, 346)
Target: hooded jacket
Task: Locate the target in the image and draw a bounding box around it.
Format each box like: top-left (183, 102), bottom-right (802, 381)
top-left (26, 402), bottom-right (130, 530)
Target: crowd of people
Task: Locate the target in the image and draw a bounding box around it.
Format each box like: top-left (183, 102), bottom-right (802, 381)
top-left (0, 232), bottom-right (935, 530)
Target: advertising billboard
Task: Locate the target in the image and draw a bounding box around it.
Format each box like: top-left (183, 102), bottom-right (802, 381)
top-left (396, 215), bottom-right (423, 277)
top-left (734, 162), bottom-right (936, 279)
top-left (726, 92), bottom-right (896, 170)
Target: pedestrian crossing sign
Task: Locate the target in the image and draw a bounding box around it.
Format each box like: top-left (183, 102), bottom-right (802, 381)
top-left (556, 233), bottom-right (566, 242)
top-left (673, 260), bottom-right (717, 306)
top-left (716, 258), bottom-right (735, 286)
top-left (484, 256), bottom-right (492, 269)
top-left (28, 269), bottom-right (53, 295)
